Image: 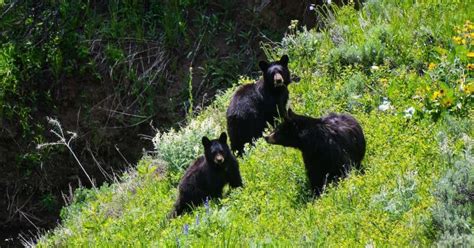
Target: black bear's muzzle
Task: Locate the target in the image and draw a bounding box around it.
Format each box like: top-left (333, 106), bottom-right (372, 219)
top-left (214, 154), bottom-right (225, 164)
top-left (274, 73), bottom-right (284, 87)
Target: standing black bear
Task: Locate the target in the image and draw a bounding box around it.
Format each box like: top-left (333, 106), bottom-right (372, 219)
top-left (170, 132), bottom-right (243, 217)
top-left (226, 55), bottom-right (298, 155)
top-left (265, 109), bottom-right (366, 195)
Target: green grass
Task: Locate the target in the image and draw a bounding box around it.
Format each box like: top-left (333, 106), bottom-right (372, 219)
top-left (37, 1), bottom-right (473, 246)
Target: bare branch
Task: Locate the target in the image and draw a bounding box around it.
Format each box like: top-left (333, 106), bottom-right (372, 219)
top-left (37, 117), bottom-right (95, 188)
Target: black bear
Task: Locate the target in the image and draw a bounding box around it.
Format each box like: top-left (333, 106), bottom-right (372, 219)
top-left (265, 109), bottom-right (366, 195)
top-left (226, 55), bottom-right (298, 155)
top-left (170, 132), bottom-right (243, 217)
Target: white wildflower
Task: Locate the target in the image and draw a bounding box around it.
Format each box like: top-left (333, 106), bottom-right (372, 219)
top-left (378, 98), bottom-right (393, 112)
top-left (404, 107), bottom-right (415, 118)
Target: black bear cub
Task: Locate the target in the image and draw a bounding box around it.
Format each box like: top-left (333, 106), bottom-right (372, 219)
top-left (265, 109), bottom-right (366, 195)
top-left (171, 132), bottom-right (242, 217)
top-left (226, 55), bottom-right (298, 155)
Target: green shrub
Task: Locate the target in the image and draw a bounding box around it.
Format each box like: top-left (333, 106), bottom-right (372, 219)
top-left (429, 118), bottom-right (474, 247)
top-left (431, 156), bottom-right (474, 247)
top-left (153, 115), bottom-right (224, 174)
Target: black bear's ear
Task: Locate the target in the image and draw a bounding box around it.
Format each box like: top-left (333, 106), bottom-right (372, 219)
top-left (219, 132), bottom-right (227, 144)
top-left (202, 136), bottom-right (211, 148)
top-left (279, 55), bottom-right (289, 67)
top-left (259, 61), bottom-right (269, 71)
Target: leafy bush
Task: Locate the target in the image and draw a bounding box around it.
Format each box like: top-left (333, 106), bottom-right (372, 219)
top-left (151, 84), bottom-right (238, 175)
top-left (431, 157), bottom-right (474, 247)
top-left (153, 116), bottom-right (224, 174)
top-left (430, 120), bottom-right (474, 246)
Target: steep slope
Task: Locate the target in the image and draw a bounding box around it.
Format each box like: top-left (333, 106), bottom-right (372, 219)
top-left (36, 1), bottom-right (473, 246)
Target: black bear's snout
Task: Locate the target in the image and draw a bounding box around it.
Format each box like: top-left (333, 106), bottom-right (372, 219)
top-left (274, 73), bottom-right (284, 86)
top-left (214, 153), bottom-right (225, 164)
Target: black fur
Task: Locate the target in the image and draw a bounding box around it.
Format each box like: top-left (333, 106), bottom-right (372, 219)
top-left (265, 109), bottom-right (366, 195)
top-left (226, 55), bottom-right (296, 155)
top-left (171, 132), bottom-right (242, 217)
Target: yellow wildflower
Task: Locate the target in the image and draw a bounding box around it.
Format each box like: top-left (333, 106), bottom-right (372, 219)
top-left (428, 63), bottom-right (436, 70)
top-left (462, 39), bottom-right (467, 45)
top-left (470, 33), bottom-right (474, 38)
top-left (465, 84), bottom-right (474, 95)
top-left (452, 36), bottom-right (462, 44)
top-left (467, 64), bottom-right (474, 70)
top-left (431, 89), bottom-right (444, 100)
top-left (467, 52), bottom-right (474, 58)
top-left (465, 20), bottom-right (473, 31)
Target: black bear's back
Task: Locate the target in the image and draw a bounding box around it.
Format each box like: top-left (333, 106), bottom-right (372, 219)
top-left (227, 83), bottom-right (262, 118)
top-left (322, 113), bottom-right (366, 167)
top-left (172, 157), bottom-right (207, 216)
top-left (297, 113), bottom-right (366, 194)
top-left (226, 83), bottom-right (267, 154)
top-left (181, 156), bottom-right (205, 180)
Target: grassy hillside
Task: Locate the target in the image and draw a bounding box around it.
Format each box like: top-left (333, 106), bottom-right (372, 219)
top-left (36, 1), bottom-right (473, 246)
